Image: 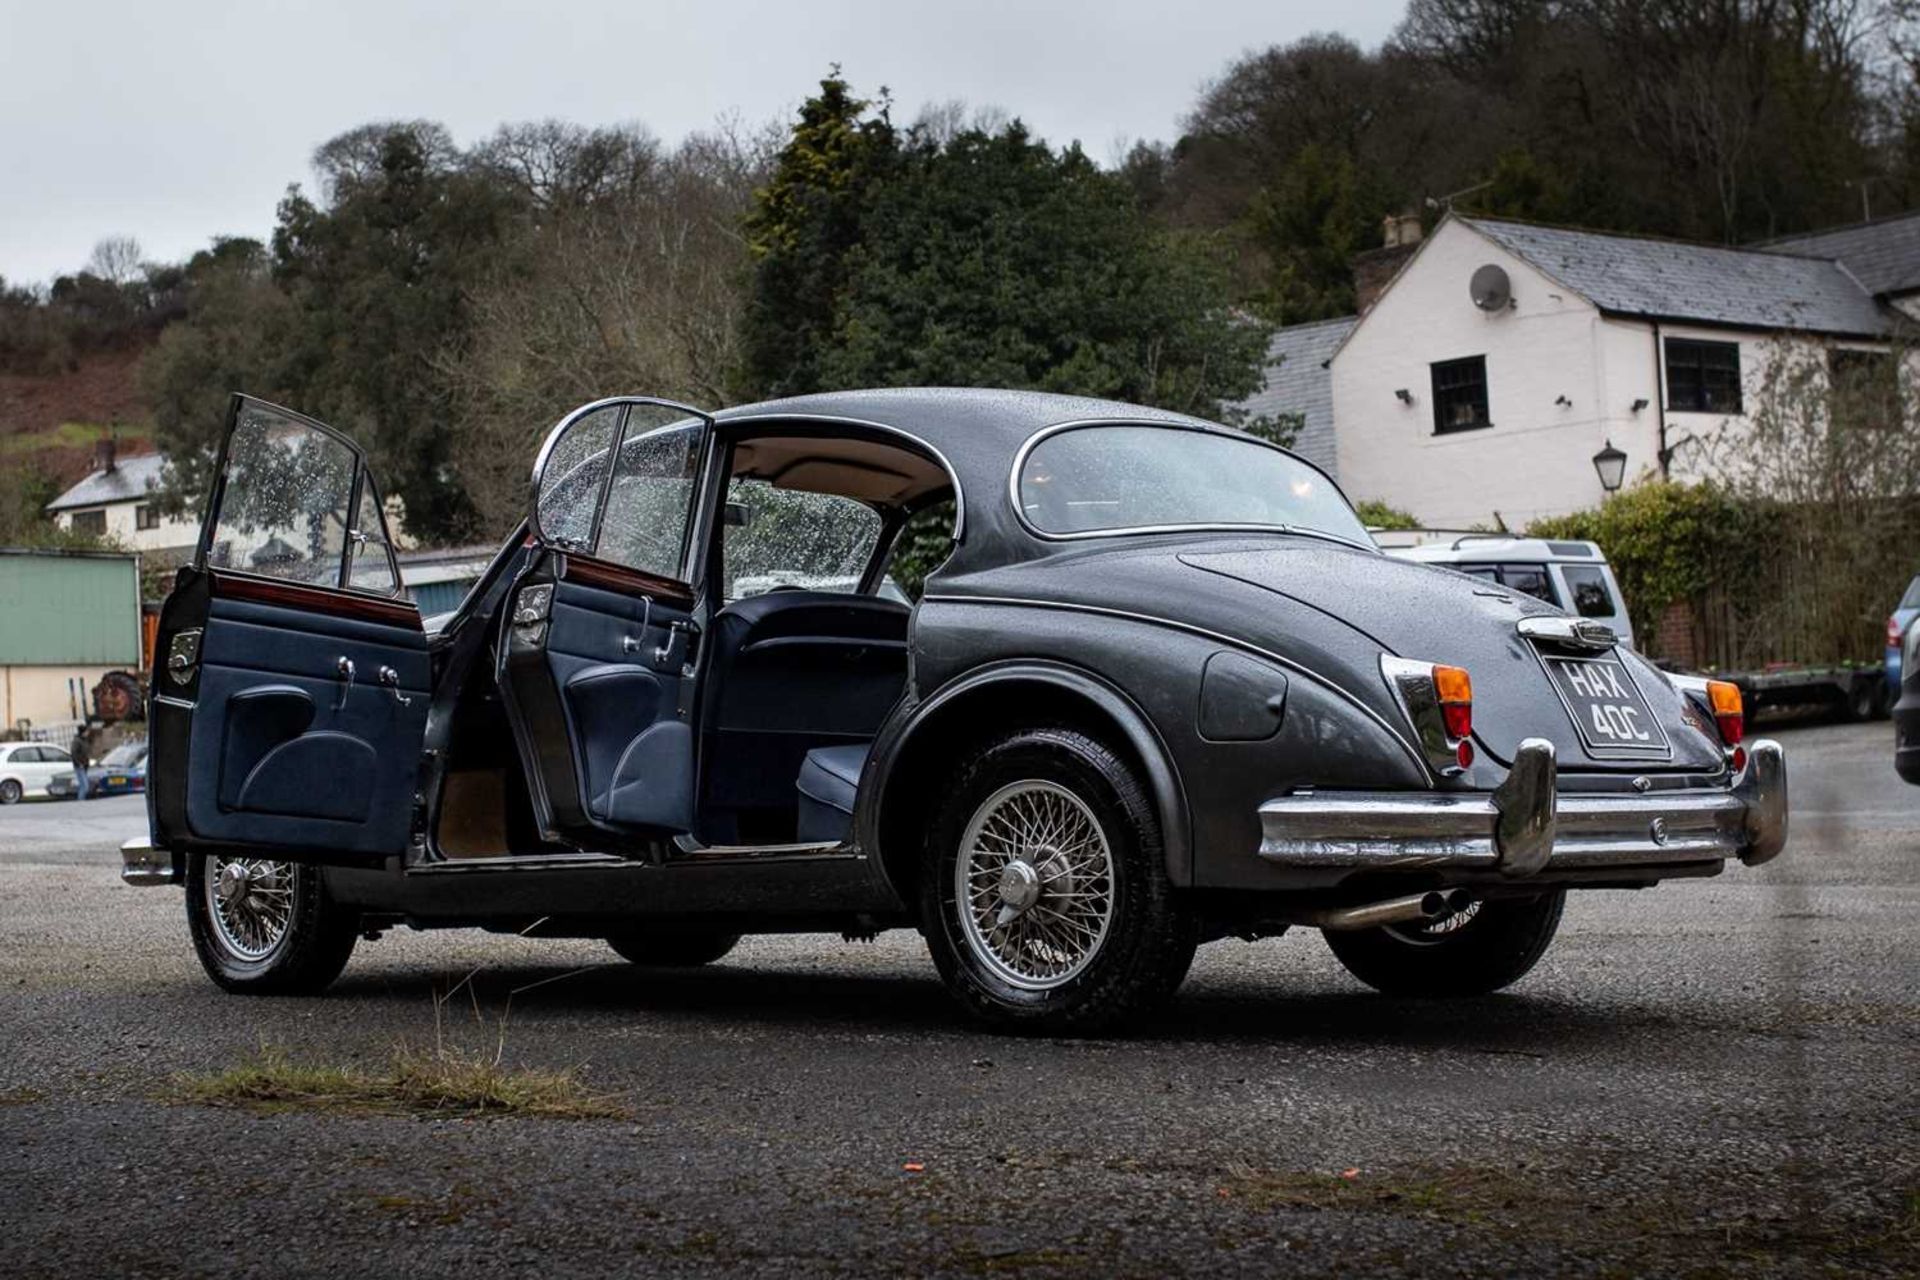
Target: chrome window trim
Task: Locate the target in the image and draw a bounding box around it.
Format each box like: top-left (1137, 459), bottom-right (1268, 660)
top-left (920, 592), bottom-right (1435, 783)
top-left (1005, 418), bottom-right (1376, 551)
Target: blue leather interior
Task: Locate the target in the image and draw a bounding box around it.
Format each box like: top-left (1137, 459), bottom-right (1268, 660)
top-left (186, 596), bottom-right (428, 854)
top-left (545, 579), bottom-right (694, 829)
top-left (796, 743), bottom-right (869, 843)
top-left (699, 591), bottom-right (909, 842)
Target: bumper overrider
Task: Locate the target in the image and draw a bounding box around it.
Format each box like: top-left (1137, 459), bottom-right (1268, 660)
top-left (1258, 738), bottom-right (1787, 877)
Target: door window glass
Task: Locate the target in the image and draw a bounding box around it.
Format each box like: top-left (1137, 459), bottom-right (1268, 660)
top-left (345, 477), bottom-right (401, 595)
top-left (596, 410), bottom-right (704, 580)
top-left (1497, 563), bottom-right (1559, 605)
top-left (206, 402), bottom-right (357, 587)
top-left (42, 746), bottom-right (68, 763)
top-left (722, 478), bottom-right (882, 601)
top-left (1561, 565), bottom-right (1619, 618)
top-left (534, 404), bottom-right (622, 550)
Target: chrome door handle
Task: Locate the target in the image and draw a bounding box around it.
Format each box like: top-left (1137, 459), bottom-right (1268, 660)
top-left (377, 665), bottom-right (413, 707)
top-left (334, 656), bottom-right (355, 710)
top-left (622, 635), bottom-right (643, 655)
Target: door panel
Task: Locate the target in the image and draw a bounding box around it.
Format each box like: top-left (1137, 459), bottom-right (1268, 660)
top-left (499, 397), bottom-right (714, 847)
top-left (148, 395), bottom-right (427, 865)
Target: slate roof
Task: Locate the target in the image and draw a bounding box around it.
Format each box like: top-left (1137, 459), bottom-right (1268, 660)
top-left (44, 452), bottom-right (167, 512)
top-left (1232, 317), bottom-right (1356, 477)
top-left (1756, 210), bottom-right (1920, 297)
top-left (1461, 216), bottom-right (1893, 337)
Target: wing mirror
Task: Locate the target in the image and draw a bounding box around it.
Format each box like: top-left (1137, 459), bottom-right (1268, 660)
top-left (722, 501), bottom-right (752, 528)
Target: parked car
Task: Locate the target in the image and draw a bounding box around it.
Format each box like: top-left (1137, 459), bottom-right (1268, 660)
top-left (48, 740), bottom-right (148, 799)
top-left (0, 741), bottom-right (76, 804)
top-left (1383, 535), bottom-right (1637, 650)
top-left (1895, 617), bottom-right (1920, 784)
top-left (123, 391), bottom-right (1787, 1032)
top-left (1887, 573), bottom-right (1920, 690)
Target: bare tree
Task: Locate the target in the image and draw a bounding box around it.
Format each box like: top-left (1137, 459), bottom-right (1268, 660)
top-left (437, 126), bottom-right (774, 533)
top-left (86, 236), bottom-right (144, 285)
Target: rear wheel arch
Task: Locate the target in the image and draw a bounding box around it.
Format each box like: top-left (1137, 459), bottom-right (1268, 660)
top-left (862, 662), bottom-right (1190, 906)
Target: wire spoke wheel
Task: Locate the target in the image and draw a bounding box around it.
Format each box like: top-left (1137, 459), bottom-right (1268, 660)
top-left (204, 856), bottom-right (299, 961)
top-left (954, 779), bottom-right (1115, 991)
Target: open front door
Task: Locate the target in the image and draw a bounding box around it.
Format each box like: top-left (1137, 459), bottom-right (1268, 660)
top-left (148, 395), bottom-right (429, 864)
top-left (497, 397), bottom-right (714, 846)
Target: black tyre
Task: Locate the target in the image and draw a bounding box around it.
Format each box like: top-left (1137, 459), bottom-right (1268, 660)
top-left (606, 928), bottom-right (742, 967)
top-left (920, 727), bottom-right (1198, 1034)
top-left (0, 778), bottom-right (20, 805)
top-left (185, 854), bottom-right (359, 994)
top-left (1322, 890), bottom-right (1565, 997)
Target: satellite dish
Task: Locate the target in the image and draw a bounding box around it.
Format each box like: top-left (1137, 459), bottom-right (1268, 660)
top-left (1470, 264), bottom-right (1512, 312)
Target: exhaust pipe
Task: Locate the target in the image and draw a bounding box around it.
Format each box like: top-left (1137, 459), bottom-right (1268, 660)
top-left (1301, 888), bottom-right (1472, 932)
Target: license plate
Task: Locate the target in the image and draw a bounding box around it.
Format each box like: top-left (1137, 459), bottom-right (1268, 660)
top-left (106, 776), bottom-right (127, 787)
top-left (1542, 655), bottom-right (1670, 758)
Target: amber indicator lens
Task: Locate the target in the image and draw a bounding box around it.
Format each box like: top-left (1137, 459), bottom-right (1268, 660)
top-left (1705, 679), bottom-right (1744, 746)
top-left (1433, 665), bottom-right (1472, 741)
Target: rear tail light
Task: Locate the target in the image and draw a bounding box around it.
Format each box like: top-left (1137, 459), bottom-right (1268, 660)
top-left (1891, 615), bottom-right (1906, 649)
top-left (1380, 657), bottom-right (1477, 776)
top-left (1705, 679), bottom-right (1744, 746)
top-left (1433, 665), bottom-right (1473, 741)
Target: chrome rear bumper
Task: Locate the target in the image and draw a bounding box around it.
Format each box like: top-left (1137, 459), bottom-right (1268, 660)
top-left (120, 837), bottom-right (180, 887)
top-left (1257, 738), bottom-right (1787, 876)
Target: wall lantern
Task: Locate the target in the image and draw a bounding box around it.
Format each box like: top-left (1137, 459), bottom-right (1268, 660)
top-left (1591, 440), bottom-right (1628, 493)
top-left (1394, 388), bottom-right (1413, 405)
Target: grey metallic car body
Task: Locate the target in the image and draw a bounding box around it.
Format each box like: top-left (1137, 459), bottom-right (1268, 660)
top-left (130, 388), bottom-right (1786, 946)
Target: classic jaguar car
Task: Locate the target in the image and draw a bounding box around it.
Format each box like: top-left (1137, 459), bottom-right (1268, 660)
top-left (124, 389), bottom-right (1788, 1031)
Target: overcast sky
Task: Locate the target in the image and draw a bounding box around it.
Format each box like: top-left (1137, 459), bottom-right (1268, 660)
top-left (0, 0), bottom-right (1405, 287)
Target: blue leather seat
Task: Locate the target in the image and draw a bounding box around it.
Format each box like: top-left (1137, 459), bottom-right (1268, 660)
top-left (795, 744), bottom-right (869, 844)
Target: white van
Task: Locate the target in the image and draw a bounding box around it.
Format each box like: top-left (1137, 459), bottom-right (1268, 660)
top-left (1378, 533), bottom-right (1637, 650)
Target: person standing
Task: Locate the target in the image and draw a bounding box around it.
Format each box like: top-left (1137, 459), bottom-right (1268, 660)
top-left (69, 728), bottom-right (91, 802)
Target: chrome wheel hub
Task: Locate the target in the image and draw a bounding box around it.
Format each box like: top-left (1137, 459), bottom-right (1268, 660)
top-left (955, 780), bottom-right (1115, 991)
top-left (205, 856), bottom-right (296, 961)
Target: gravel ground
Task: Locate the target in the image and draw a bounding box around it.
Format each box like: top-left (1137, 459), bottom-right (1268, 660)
top-left (1, 721), bottom-right (1915, 1277)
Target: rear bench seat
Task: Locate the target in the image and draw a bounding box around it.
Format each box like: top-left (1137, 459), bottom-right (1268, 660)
top-left (796, 744), bottom-right (869, 844)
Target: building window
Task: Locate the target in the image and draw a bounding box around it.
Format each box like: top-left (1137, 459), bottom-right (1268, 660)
top-left (1430, 356), bottom-right (1491, 433)
top-left (134, 503), bottom-right (160, 531)
top-left (1665, 338), bottom-right (1742, 413)
top-left (69, 509), bottom-right (106, 537)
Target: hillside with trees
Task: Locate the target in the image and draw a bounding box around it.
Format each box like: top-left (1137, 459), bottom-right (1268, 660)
top-left (4, 0), bottom-right (1920, 546)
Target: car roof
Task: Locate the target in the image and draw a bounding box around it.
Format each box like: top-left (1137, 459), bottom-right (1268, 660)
top-left (1388, 535), bottom-right (1607, 564)
top-left (714, 388), bottom-right (1248, 572)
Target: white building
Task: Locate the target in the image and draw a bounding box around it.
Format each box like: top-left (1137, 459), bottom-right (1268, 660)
top-left (1246, 211), bottom-right (1919, 528)
top-left (44, 446), bottom-right (200, 563)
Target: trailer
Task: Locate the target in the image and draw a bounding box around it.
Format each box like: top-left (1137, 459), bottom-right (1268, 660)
top-left (1719, 663), bottom-right (1890, 723)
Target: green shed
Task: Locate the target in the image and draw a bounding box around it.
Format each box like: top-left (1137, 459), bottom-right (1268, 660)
top-left (0, 549), bottom-right (142, 732)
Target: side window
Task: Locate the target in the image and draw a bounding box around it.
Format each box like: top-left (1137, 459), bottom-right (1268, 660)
top-left (41, 746), bottom-right (68, 763)
top-left (597, 415), bottom-right (703, 579)
top-left (70, 510), bottom-right (107, 537)
top-left (206, 401), bottom-right (358, 589)
top-left (532, 401), bottom-right (709, 582)
top-left (345, 476), bottom-right (401, 595)
top-left (1561, 565), bottom-right (1619, 618)
top-left (13, 747), bottom-right (43, 763)
top-left (722, 479), bottom-right (882, 600)
top-left (535, 404), bottom-right (621, 550)
top-left (1497, 563), bottom-right (1559, 606)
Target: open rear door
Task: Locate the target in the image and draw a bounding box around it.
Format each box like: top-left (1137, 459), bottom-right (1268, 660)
top-left (148, 395), bottom-right (429, 864)
top-left (497, 397), bottom-right (714, 848)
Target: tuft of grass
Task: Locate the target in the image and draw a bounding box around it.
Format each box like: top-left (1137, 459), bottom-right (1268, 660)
top-left (174, 1043), bottom-right (625, 1120)
top-left (0, 1085), bottom-right (47, 1106)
